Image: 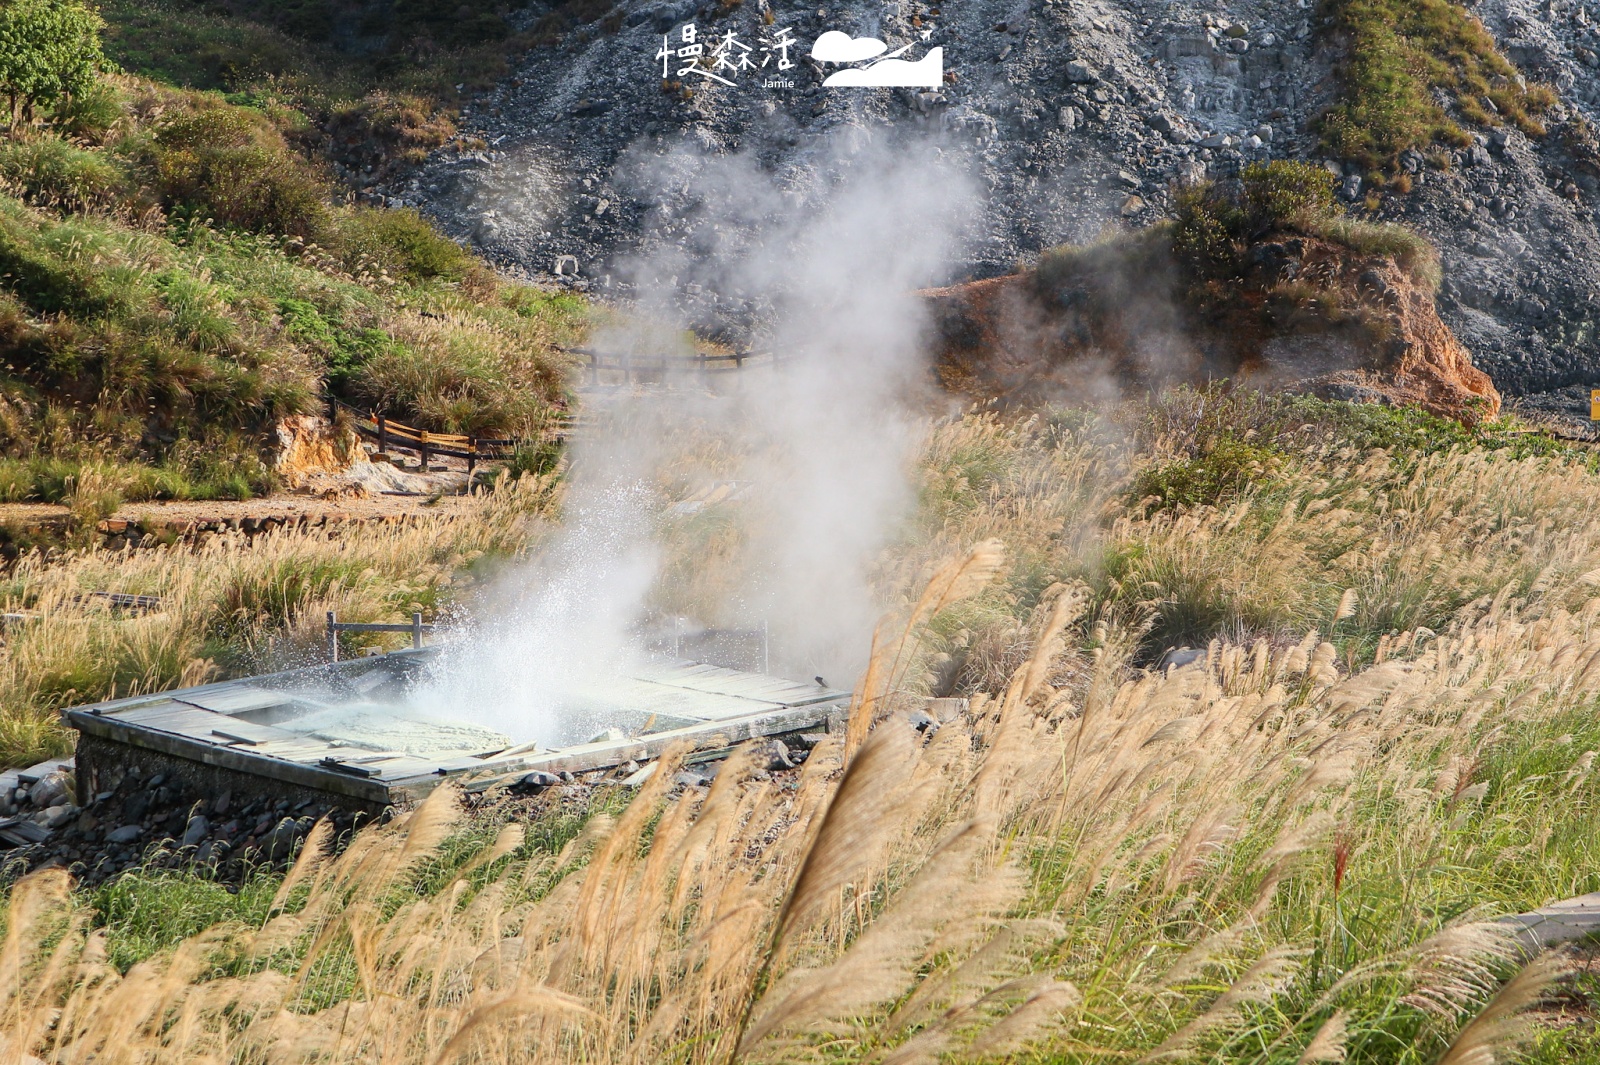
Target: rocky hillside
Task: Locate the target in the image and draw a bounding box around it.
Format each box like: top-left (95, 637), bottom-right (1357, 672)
top-left (399, 0), bottom-right (1600, 420)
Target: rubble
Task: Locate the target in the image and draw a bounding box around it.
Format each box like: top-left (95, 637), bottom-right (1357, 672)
top-left (397, 0), bottom-right (1600, 423)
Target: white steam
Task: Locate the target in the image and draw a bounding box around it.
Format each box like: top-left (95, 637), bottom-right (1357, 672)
top-left (420, 131), bottom-right (976, 743)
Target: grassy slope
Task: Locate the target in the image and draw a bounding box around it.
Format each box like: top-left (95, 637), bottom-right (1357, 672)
top-left (7, 395), bottom-right (1600, 1060)
top-left (0, 76), bottom-right (583, 511)
top-left (1318, 0), bottom-right (1557, 181)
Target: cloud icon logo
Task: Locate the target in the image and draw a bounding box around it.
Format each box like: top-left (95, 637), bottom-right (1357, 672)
top-left (811, 31), bottom-right (888, 63)
top-left (822, 46), bottom-right (943, 87)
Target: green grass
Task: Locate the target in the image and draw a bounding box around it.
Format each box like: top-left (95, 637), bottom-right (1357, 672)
top-left (92, 870), bottom-right (282, 972)
top-left (0, 79), bottom-right (584, 490)
top-left (1319, 0), bottom-right (1557, 173)
top-left (97, 0), bottom-right (523, 104)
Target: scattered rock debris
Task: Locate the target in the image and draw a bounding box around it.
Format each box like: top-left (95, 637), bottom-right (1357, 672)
top-left (401, 0), bottom-right (1600, 425)
top-left (0, 734), bottom-right (823, 888)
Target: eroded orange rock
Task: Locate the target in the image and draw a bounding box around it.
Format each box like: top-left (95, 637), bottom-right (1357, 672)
top-left (923, 235), bottom-right (1500, 424)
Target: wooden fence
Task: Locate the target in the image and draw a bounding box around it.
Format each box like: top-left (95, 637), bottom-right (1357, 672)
top-left (561, 346), bottom-right (774, 388)
top-left (333, 400), bottom-right (573, 472)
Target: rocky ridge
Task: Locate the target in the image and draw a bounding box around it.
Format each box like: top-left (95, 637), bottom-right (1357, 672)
top-left (925, 232), bottom-right (1503, 421)
top-left (398, 0), bottom-right (1600, 417)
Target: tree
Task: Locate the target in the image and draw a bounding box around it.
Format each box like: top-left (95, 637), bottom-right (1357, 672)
top-left (0, 0), bottom-right (106, 126)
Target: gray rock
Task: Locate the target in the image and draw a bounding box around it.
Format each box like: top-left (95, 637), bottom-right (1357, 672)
top-left (1064, 61), bottom-right (1099, 84)
top-left (42, 805), bottom-right (72, 829)
top-left (106, 825), bottom-right (141, 844)
top-left (1158, 647), bottom-right (1208, 671)
top-left (757, 739), bottom-right (794, 771)
top-left (182, 815), bottom-right (210, 847)
top-left (29, 772), bottom-right (69, 809)
top-left (262, 818), bottom-right (301, 862)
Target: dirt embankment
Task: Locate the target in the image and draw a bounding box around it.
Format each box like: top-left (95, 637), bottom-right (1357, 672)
top-left (924, 235), bottom-right (1501, 423)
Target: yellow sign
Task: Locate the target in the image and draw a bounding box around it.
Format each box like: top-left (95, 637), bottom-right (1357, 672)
top-left (1593, 389), bottom-right (1600, 421)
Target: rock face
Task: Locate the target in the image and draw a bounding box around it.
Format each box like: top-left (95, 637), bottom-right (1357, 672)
top-left (400, 0), bottom-right (1600, 417)
top-left (923, 235), bottom-right (1501, 423)
top-left (273, 415), bottom-right (360, 488)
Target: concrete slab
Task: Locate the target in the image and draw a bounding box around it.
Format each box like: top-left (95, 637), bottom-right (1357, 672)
top-left (63, 650), bottom-right (848, 807)
top-left (1504, 892), bottom-right (1600, 953)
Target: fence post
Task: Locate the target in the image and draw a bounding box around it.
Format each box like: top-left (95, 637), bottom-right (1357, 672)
top-left (419, 432), bottom-right (430, 469)
top-left (376, 415), bottom-right (387, 454)
top-left (412, 612), bottom-right (423, 651)
top-left (467, 438), bottom-right (477, 475)
top-left (327, 611), bottom-right (339, 663)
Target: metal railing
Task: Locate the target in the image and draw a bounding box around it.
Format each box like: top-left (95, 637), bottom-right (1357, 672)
top-left (326, 611), bottom-right (434, 662)
top-left (664, 619), bottom-right (770, 674)
top-left (560, 346), bottom-right (775, 389)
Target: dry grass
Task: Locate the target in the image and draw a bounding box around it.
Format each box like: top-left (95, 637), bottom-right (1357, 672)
top-left (2, 398), bottom-right (1600, 1059)
top-left (0, 529), bottom-right (1593, 1061)
top-left (0, 472), bottom-right (559, 766)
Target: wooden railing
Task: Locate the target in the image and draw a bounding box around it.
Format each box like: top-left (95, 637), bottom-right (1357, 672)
top-left (332, 400), bottom-right (574, 471)
top-left (561, 346), bottom-right (774, 388)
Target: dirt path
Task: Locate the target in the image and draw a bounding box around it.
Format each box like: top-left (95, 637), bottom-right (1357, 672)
top-left (0, 492), bottom-right (478, 527)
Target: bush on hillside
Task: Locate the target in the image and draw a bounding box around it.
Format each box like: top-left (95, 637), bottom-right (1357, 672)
top-left (336, 206), bottom-right (478, 285)
top-left (1172, 161), bottom-right (1337, 274)
top-left (51, 76), bottom-right (123, 139)
top-left (142, 105), bottom-right (334, 240)
top-left (1132, 435), bottom-right (1285, 512)
top-left (0, 134), bottom-right (123, 212)
top-left (351, 318), bottom-right (565, 436)
top-left (1319, 0), bottom-right (1554, 171)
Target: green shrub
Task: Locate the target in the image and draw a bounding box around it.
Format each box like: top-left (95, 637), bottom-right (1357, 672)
top-left (0, 0), bottom-right (108, 125)
top-left (155, 269), bottom-right (239, 352)
top-left (0, 134), bottom-right (123, 211)
top-left (336, 206), bottom-right (476, 284)
top-left (146, 106), bottom-right (333, 240)
top-left (1172, 161), bottom-right (1338, 276)
top-left (352, 327), bottom-right (561, 436)
top-left (503, 437), bottom-right (563, 480)
top-left (1132, 435), bottom-right (1285, 511)
top-left (1241, 160), bottom-right (1336, 228)
top-left (278, 296), bottom-right (396, 389)
top-left (50, 75), bottom-right (123, 138)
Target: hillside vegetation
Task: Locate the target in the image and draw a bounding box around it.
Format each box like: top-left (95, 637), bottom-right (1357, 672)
top-left (929, 162), bottom-right (1499, 424)
top-left (0, 32), bottom-right (582, 510)
top-left (4, 396), bottom-right (1600, 1060)
top-left (1319, 0), bottom-right (1557, 178)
